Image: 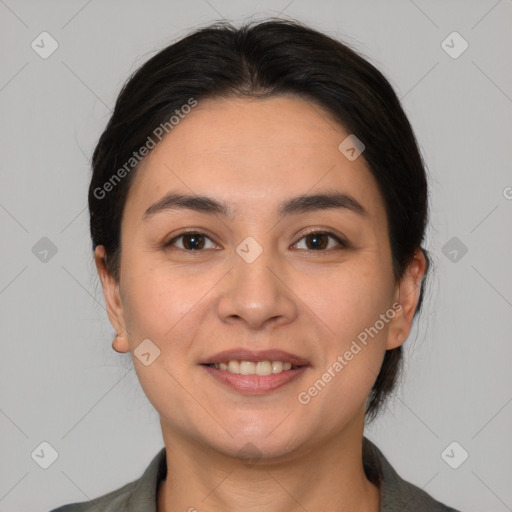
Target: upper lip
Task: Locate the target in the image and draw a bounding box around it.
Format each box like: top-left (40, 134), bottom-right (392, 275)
top-left (200, 349), bottom-right (310, 366)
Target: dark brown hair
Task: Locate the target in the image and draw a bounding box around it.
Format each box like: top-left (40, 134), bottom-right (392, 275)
top-left (89, 18), bottom-right (431, 421)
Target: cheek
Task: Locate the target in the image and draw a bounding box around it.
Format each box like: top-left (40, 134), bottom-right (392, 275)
top-left (295, 255), bottom-right (394, 345)
top-left (119, 265), bottom-right (209, 423)
top-left (291, 255), bottom-right (393, 403)
top-left (121, 260), bottom-right (207, 341)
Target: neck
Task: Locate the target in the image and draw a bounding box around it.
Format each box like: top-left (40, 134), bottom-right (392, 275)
top-left (157, 422), bottom-right (380, 512)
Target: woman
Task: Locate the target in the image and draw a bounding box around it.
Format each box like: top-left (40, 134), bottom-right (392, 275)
top-left (51, 18), bottom-right (461, 512)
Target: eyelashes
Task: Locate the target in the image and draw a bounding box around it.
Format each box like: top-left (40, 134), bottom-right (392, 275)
top-left (165, 231), bottom-right (218, 251)
top-left (293, 230), bottom-right (348, 251)
top-left (164, 229), bottom-right (348, 252)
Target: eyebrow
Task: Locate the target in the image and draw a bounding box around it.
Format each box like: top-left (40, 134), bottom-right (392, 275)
top-left (142, 190), bottom-right (367, 221)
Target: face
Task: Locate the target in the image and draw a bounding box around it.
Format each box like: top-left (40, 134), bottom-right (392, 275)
top-left (96, 95), bottom-right (424, 461)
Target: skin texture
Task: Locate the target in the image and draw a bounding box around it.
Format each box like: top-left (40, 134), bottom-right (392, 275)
top-left (95, 95), bottom-right (427, 512)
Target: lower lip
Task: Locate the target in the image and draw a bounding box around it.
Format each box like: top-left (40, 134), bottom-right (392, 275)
top-left (201, 365), bottom-right (309, 394)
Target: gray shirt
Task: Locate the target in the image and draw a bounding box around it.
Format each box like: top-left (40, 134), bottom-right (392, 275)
top-left (49, 437), bottom-right (461, 511)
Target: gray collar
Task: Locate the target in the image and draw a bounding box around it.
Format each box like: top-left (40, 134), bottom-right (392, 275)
top-left (127, 437), bottom-right (458, 511)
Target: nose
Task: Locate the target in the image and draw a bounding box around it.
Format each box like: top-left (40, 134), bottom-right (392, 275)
top-left (216, 241), bottom-right (298, 331)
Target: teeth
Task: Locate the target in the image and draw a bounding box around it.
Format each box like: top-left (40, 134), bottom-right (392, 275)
top-left (228, 360), bottom-right (239, 374)
top-left (211, 360), bottom-right (297, 375)
top-left (240, 361), bottom-right (255, 375)
top-left (272, 361), bottom-right (283, 373)
top-left (256, 361), bottom-right (272, 376)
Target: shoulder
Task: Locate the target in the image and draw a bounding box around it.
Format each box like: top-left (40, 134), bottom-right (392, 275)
top-left (47, 480), bottom-right (135, 512)
top-left (48, 447), bottom-right (167, 512)
top-left (363, 437), bottom-right (463, 512)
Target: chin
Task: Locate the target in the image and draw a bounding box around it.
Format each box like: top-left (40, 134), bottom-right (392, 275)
top-left (204, 421), bottom-right (309, 462)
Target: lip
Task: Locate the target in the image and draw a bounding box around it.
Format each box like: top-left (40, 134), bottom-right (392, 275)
top-left (199, 348), bottom-right (310, 395)
top-left (201, 364), bottom-right (309, 394)
top-left (199, 348), bottom-right (310, 366)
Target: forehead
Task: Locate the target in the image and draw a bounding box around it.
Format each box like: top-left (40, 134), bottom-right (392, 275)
top-left (124, 95), bottom-right (386, 224)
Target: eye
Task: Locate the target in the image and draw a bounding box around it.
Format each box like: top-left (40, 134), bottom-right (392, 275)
top-left (165, 231), bottom-right (219, 251)
top-left (292, 231), bottom-right (347, 251)
top-left (164, 230), bottom-right (346, 252)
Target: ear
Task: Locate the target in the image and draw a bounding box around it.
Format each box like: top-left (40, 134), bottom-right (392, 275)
top-left (94, 245), bottom-right (130, 353)
top-left (386, 248), bottom-right (428, 350)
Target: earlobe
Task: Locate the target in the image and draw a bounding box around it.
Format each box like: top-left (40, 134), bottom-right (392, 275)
top-left (386, 248), bottom-right (428, 350)
top-left (386, 306), bottom-right (405, 350)
top-left (94, 246), bottom-right (129, 352)
top-left (112, 333), bottom-right (130, 353)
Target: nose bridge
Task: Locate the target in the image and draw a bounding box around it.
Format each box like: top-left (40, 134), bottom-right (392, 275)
top-left (216, 235), bottom-right (297, 329)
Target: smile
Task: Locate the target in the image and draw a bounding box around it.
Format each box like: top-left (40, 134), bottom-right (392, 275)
top-left (201, 362), bottom-right (309, 394)
top-left (206, 360), bottom-right (301, 375)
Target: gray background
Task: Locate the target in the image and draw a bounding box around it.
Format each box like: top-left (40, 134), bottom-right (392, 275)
top-left (1, 0), bottom-right (511, 511)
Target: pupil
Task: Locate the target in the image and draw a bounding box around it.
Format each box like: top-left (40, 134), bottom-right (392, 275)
top-left (185, 234), bottom-right (203, 250)
top-left (308, 233), bottom-right (326, 250)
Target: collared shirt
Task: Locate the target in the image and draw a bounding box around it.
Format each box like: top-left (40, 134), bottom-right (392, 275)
top-left (49, 437), bottom-right (461, 512)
